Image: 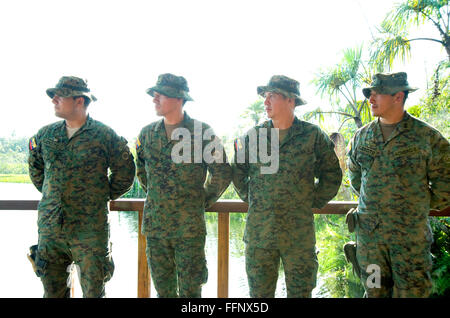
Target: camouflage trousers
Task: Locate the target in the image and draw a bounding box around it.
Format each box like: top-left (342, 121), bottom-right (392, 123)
top-left (146, 236), bottom-right (208, 298)
top-left (245, 243), bottom-right (318, 298)
top-left (356, 230), bottom-right (432, 298)
top-left (36, 228), bottom-right (114, 298)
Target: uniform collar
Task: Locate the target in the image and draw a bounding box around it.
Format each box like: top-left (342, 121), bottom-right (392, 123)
top-left (154, 111), bottom-right (193, 145)
top-left (265, 116), bottom-right (303, 133)
top-left (375, 111), bottom-right (412, 143)
top-left (395, 111), bottom-right (413, 132)
top-left (368, 119), bottom-right (384, 144)
top-left (55, 114), bottom-right (93, 142)
top-left (263, 116), bottom-right (305, 147)
top-left (289, 116), bottom-right (305, 137)
top-left (155, 111), bottom-right (192, 132)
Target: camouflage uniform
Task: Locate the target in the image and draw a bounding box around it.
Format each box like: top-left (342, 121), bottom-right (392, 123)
top-left (136, 74), bottom-right (232, 297)
top-left (28, 76), bottom-right (136, 298)
top-left (232, 75), bottom-right (342, 297)
top-left (347, 72), bottom-right (450, 297)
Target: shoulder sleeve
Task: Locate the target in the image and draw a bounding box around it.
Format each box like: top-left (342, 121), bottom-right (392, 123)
top-left (202, 126), bottom-right (232, 209)
top-left (135, 128), bottom-right (148, 194)
top-left (231, 134), bottom-right (250, 203)
top-left (27, 131), bottom-right (44, 192)
top-left (427, 132), bottom-right (450, 210)
top-left (312, 128), bottom-right (342, 208)
top-left (346, 131), bottom-right (362, 196)
top-left (107, 130), bottom-right (136, 200)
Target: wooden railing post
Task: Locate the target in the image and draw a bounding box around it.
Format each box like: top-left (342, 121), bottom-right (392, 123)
top-left (137, 208), bottom-right (151, 298)
top-left (217, 212), bottom-right (229, 298)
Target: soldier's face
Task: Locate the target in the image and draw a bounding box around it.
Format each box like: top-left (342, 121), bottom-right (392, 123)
top-left (152, 92), bottom-right (182, 117)
top-left (52, 95), bottom-right (78, 119)
top-left (264, 92), bottom-right (293, 120)
top-left (368, 90), bottom-right (397, 118)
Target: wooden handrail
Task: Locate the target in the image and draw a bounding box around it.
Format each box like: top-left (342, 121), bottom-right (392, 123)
top-left (0, 199), bottom-right (448, 298)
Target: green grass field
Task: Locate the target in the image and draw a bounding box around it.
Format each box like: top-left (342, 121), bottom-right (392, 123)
top-left (0, 174), bottom-right (31, 183)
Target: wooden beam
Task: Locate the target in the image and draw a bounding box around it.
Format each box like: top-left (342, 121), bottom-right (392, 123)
top-left (209, 200), bottom-right (248, 213)
top-left (109, 199), bottom-right (144, 212)
top-left (430, 206), bottom-right (450, 217)
top-left (0, 200), bottom-right (39, 210)
top-left (2, 199), bottom-right (448, 216)
top-left (312, 201), bottom-right (357, 214)
top-left (217, 212), bottom-right (229, 298)
top-left (137, 209), bottom-right (151, 298)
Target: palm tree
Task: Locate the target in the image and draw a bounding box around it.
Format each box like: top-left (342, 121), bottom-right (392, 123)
top-left (242, 99), bottom-right (266, 126)
top-left (370, 0), bottom-right (450, 71)
top-left (306, 46), bottom-right (374, 130)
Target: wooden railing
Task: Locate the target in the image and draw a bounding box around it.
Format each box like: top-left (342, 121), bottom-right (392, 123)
top-left (0, 199), bottom-right (449, 298)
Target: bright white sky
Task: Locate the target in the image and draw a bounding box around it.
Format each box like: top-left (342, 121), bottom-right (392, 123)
top-left (0, 0), bottom-right (446, 140)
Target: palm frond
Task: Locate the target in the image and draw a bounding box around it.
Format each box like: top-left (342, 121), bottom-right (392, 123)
top-left (370, 34), bottom-right (412, 70)
top-left (370, 0), bottom-right (449, 70)
top-left (242, 99), bottom-right (266, 126)
top-left (303, 107), bottom-right (327, 125)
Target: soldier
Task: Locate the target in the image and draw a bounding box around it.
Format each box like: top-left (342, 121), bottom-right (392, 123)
top-left (232, 75), bottom-right (342, 297)
top-left (347, 72), bottom-right (450, 297)
top-left (28, 76), bottom-right (136, 297)
top-left (136, 73), bottom-right (231, 298)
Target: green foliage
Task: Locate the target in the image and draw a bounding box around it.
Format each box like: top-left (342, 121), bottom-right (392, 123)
top-left (306, 45), bottom-right (374, 131)
top-left (370, 0), bottom-right (450, 70)
top-left (0, 136), bottom-right (29, 153)
top-left (314, 214), bottom-right (365, 298)
top-left (122, 177), bottom-right (146, 198)
top-left (242, 99), bottom-right (266, 127)
top-left (0, 174), bottom-right (31, 183)
top-left (407, 62), bottom-right (450, 137)
top-left (231, 97), bottom-right (268, 141)
top-left (0, 136), bottom-right (29, 174)
top-left (313, 46), bottom-right (367, 101)
top-left (370, 22), bottom-right (412, 72)
top-left (220, 184), bottom-right (239, 200)
top-left (430, 217), bottom-right (450, 297)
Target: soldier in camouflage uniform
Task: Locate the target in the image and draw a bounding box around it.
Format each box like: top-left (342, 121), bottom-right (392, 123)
top-left (28, 76), bottom-right (136, 297)
top-left (347, 72), bottom-right (450, 297)
top-left (136, 73), bottom-right (231, 297)
top-left (232, 75), bottom-right (342, 297)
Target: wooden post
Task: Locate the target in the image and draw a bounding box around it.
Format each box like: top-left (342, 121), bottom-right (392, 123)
top-left (138, 209), bottom-right (151, 298)
top-left (217, 212), bottom-right (229, 298)
top-left (70, 266), bottom-right (75, 297)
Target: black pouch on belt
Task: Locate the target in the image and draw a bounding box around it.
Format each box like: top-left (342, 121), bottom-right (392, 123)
top-left (345, 208), bottom-right (357, 233)
top-left (27, 245), bottom-right (47, 277)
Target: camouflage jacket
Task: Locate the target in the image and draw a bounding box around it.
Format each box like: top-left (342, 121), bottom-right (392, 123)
top-left (347, 112), bottom-right (450, 240)
top-left (28, 116), bottom-right (136, 234)
top-left (232, 117), bottom-right (342, 249)
top-left (136, 112), bottom-right (232, 238)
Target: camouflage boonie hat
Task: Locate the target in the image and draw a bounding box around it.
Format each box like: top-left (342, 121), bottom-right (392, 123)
top-left (46, 76), bottom-right (97, 102)
top-left (257, 75), bottom-right (307, 106)
top-left (362, 72), bottom-right (418, 98)
top-left (146, 73), bottom-right (193, 101)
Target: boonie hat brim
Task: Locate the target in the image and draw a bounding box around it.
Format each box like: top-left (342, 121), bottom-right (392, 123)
top-left (362, 86), bottom-right (418, 99)
top-left (46, 88), bottom-right (97, 102)
top-left (257, 86), bottom-right (307, 106)
top-left (146, 86), bottom-right (193, 101)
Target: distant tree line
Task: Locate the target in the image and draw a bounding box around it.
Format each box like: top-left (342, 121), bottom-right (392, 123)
top-left (0, 136), bottom-right (28, 174)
